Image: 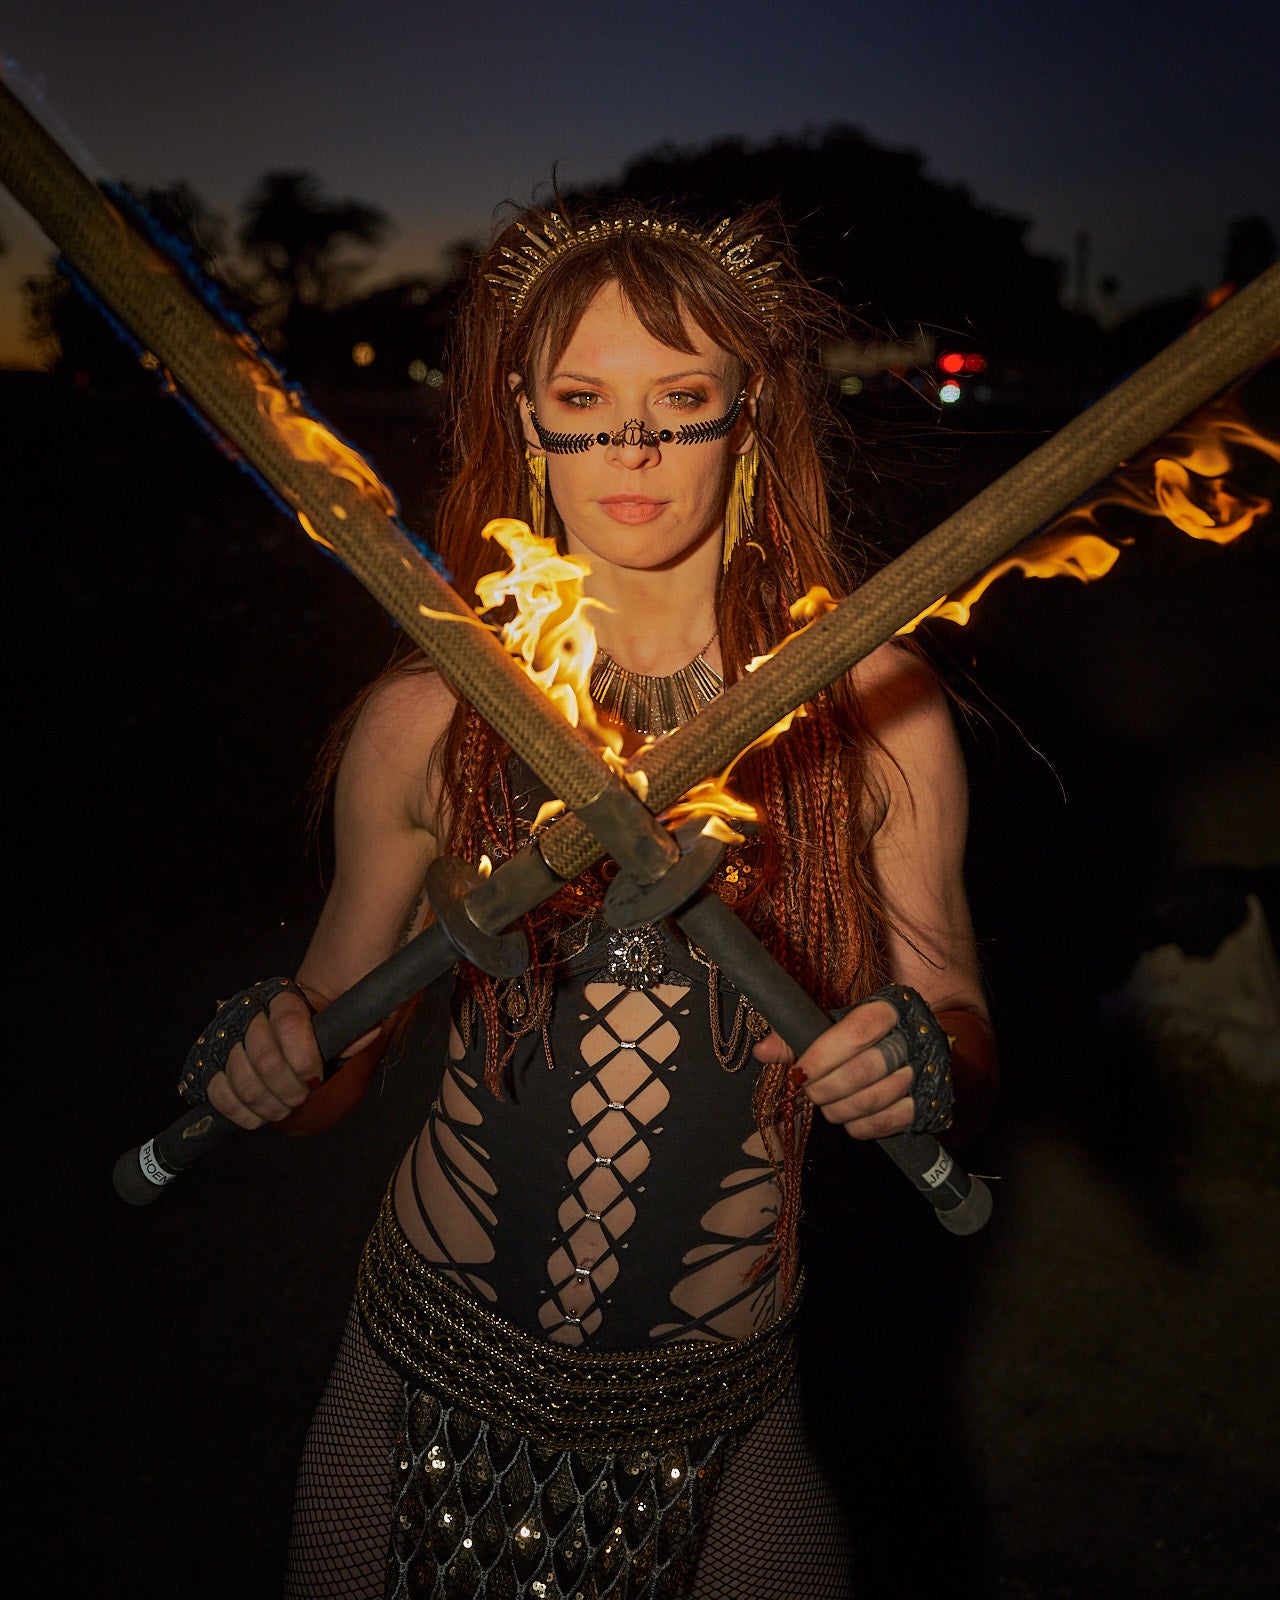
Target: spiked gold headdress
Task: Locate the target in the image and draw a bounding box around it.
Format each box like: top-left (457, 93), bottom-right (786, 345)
top-left (485, 213), bottom-right (785, 326)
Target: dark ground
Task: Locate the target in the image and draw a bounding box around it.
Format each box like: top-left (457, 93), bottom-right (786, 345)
top-left (10, 363), bottom-right (1280, 1597)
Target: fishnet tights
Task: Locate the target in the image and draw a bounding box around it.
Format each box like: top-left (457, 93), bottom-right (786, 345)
top-left (284, 1305), bottom-right (854, 1599)
top-left (284, 1304), bottom-right (401, 1598)
top-left (690, 1382), bottom-right (854, 1600)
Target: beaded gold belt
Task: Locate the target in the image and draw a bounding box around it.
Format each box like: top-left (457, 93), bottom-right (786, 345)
top-left (357, 1188), bottom-right (800, 1454)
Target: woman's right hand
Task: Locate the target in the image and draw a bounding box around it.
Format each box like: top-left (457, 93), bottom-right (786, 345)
top-left (202, 671), bottom-right (454, 1133)
top-left (205, 990), bottom-right (325, 1130)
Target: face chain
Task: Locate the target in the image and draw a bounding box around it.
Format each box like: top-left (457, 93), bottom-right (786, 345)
top-left (528, 389), bottom-right (746, 456)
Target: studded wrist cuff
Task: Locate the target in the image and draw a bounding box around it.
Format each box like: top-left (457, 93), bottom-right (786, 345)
top-left (835, 984), bottom-right (955, 1134)
top-left (178, 976), bottom-right (312, 1105)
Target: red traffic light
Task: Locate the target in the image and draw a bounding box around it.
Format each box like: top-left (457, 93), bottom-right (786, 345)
top-left (938, 350), bottom-right (987, 375)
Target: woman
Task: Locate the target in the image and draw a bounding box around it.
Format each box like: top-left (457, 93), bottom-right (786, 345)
top-left (186, 204), bottom-right (996, 1598)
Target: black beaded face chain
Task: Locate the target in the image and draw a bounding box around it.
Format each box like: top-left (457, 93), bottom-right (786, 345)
top-left (528, 388), bottom-right (746, 455)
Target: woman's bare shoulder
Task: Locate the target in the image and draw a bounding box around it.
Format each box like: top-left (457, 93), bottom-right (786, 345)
top-left (850, 642), bottom-right (964, 819)
top-left (350, 666), bottom-right (457, 745)
top-left (337, 666), bottom-right (458, 831)
top-left (850, 639), bottom-right (941, 716)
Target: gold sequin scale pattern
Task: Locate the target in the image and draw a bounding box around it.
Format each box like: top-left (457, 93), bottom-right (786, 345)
top-left (387, 1382), bottom-right (723, 1599)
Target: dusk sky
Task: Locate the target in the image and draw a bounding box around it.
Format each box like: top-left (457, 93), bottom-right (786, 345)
top-left (3, 0), bottom-right (1276, 365)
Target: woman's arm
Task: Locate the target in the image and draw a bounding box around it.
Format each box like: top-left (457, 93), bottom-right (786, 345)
top-left (755, 644), bottom-right (997, 1146)
top-left (206, 669), bottom-right (456, 1131)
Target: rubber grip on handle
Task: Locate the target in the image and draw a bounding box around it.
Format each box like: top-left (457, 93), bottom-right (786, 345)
top-left (113, 1103), bottom-right (238, 1204)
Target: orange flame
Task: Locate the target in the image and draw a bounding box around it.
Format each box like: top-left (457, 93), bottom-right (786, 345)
top-left (241, 349), bottom-right (398, 546)
top-left (662, 588), bottom-right (840, 841)
top-left (659, 703), bottom-right (807, 844)
top-left (462, 522), bottom-right (832, 841)
top-left (473, 518), bottom-right (619, 751)
top-left (900, 392), bottom-right (1276, 635)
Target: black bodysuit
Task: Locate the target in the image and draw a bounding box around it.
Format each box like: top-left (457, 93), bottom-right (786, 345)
top-left (395, 919), bottom-right (786, 1350)
top-left (285, 782), bottom-right (856, 1596)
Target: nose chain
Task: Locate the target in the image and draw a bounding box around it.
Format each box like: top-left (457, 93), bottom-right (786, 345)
top-left (528, 389), bottom-right (745, 456)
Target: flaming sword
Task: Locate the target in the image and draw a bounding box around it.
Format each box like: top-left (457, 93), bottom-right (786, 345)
top-left (3, 80), bottom-right (1276, 1229)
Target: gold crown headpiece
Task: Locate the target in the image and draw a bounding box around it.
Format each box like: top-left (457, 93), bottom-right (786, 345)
top-left (485, 213), bottom-right (786, 327)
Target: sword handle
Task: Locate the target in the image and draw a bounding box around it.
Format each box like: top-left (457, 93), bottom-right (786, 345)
top-left (112, 918), bottom-right (463, 1204)
top-left (113, 846), bottom-right (557, 1205)
top-left (673, 893), bottom-right (992, 1233)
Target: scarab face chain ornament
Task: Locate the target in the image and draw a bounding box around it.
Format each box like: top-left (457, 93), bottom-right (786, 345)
top-left (528, 389), bottom-right (746, 456)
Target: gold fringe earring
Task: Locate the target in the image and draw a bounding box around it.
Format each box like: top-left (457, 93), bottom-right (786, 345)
top-left (525, 449), bottom-right (547, 539)
top-left (723, 444), bottom-right (758, 571)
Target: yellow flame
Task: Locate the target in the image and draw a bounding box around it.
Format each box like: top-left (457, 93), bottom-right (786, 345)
top-left (474, 519), bottom-right (623, 758)
top-left (901, 533), bottom-right (1121, 632)
top-left (532, 797), bottom-right (566, 830)
top-left (620, 763), bottom-right (650, 804)
top-left (296, 511), bottom-right (334, 553)
top-left (659, 702), bottom-right (809, 843)
top-left (745, 587), bottom-right (840, 671)
top-left (789, 586), bottom-right (841, 625)
top-left (654, 587), bottom-right (838, 837)
top-left (899, 392), bottom-right (1276, 635)
top-left (241, 350), bottom-right (399, 540)
top-left (470, 523), bottom-right (831, 839)
top-left (477, 854), bottom-right (493, 879)
top-left (699, 815), bottom-right (750, 846)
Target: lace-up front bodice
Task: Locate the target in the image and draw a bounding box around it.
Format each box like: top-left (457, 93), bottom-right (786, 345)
top-left (394, 916), bottom-right (786, 1350)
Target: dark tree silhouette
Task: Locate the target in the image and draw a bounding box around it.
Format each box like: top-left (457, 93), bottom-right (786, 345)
top-left (567, 126), bottom-right (1095, 359)
top-left (238, 171), bottom-right (390, 354)
top-left (130, 180), bottom-right (228, 277)
top-left (1221, 214), bottom-right (1278, 289)
top-left (1105, 213), bottom-right (1277, 377)
top-left (441, 238), bottom-right (482, 280)
top-left (24, 180), bottom-right (230, 386)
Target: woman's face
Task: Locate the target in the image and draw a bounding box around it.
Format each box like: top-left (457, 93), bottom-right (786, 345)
top-left (517, 282), bottom-right (751, 576)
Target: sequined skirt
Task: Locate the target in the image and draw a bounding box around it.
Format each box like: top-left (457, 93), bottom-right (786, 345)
top-left (357, 1191), bottom-right (801, 1598)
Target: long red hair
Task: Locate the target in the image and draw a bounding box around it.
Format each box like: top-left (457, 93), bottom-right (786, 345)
top-left (320, 203), bottom-right (889, 1260)
top-left (433, 199), bottom-right (884, 991)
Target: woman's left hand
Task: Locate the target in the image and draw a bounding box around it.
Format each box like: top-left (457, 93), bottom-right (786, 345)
top-left (747, 644), bottom-right (1001, 1145)
top-left (752, 998), bottom-right (917, 1141)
